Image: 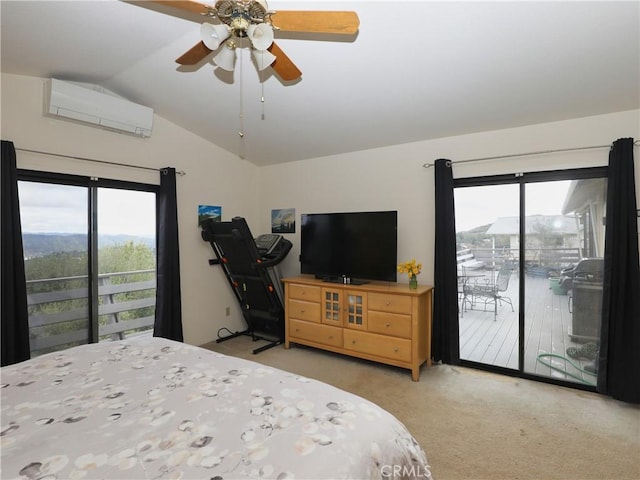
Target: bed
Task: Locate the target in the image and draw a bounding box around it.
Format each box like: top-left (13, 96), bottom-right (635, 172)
top-left (1, 336), bottom-right (431, 479)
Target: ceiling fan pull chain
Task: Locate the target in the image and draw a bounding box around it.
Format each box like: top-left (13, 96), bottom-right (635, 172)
top-left (261, 69), bottom-right (266, 120)
top-left (238, 47), bottom-right (246, 159)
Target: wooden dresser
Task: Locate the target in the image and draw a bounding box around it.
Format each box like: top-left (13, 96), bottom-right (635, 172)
top-left (282, 275), bottom-right (433, 381)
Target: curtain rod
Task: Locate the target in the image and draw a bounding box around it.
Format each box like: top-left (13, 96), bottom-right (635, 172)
top-left (15, 147), bottom-right (186, 176)
top-left (422, 140), bottom-right (640, 169)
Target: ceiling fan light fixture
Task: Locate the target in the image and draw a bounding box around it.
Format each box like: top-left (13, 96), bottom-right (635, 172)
top-left (213, 40), bottom-right (237, 71)
top-left (153, 0), bottom-right (360, 82)
top-left (247, 23), bottom-right (274, 51)
top-left (254, 0), bottom-right (268, 11)
top-left (252, 48), bottom-right (276, 71)
top-left (200, 22), bottom-right (231, 50)
top-left (230, 16), bottom-right (250, 33)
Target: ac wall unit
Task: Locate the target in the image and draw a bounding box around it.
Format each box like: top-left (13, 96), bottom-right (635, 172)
top-left (44, 78), bottom-right (153, 137)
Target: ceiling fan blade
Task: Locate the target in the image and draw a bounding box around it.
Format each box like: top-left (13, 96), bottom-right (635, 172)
top-left (268, 42), bottom-right (302, 82)
top-left (144, 0), bottom-right (211, 16)
top-left (176, 41), bottom-right (213, 65)
top-left (271, 11), bottom-right (359, 35)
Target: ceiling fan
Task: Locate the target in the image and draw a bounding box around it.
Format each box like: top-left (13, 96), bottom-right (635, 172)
top-left (144, 0), bottom-right (360, 82)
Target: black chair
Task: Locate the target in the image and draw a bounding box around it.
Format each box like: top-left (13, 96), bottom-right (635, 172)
top-left (463, 260), bottom-right (515, 320)
top-left (201, 217), bottom-right (291, 353)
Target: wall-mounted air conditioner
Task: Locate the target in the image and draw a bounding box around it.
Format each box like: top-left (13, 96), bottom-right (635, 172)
top-left (44, 78), bottom-right (153, 137)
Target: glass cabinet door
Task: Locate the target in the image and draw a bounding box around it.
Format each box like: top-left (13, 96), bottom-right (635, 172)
top-left (322, 288), bottom-right (342, 326)
top-left (345, 292), bottom-right (367, 330)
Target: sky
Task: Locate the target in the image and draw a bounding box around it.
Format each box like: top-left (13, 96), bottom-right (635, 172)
top-left (18, 179), bottom-right (571, 237)
top-left (454, 180), bottom-right (572, 232)
top-left (18, 182), bottom-right (156, 236)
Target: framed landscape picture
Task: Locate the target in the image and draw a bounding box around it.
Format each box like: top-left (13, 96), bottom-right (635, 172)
top-left (271, 208), bottom-right (295, 233)
top-left (198, 205), bottom-right (221, 226)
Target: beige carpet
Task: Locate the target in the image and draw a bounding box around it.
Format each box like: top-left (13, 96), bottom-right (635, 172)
top-left (201, 336), bottom-right (640, 480)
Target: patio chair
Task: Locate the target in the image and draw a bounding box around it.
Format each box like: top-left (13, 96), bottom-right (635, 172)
top-left (463, 260), bottom-right (515, 320)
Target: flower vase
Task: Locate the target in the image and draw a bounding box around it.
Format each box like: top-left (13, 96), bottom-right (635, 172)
top-left (409, 274), bottom-right (418, 290)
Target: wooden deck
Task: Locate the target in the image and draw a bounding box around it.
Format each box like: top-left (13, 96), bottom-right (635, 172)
top-left (459, 272), bottom-right (598, 386)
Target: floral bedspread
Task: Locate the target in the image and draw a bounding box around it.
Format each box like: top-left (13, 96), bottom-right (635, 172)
top-left (1, 336), bottom-right (431, 479)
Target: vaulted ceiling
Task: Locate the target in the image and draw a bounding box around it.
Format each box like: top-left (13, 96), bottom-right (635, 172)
top-left (2, 1), bottom-right (638, 166)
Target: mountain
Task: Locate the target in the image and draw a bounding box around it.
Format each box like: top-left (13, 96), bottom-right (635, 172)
top-left (22, 233), bottom-right (155, 258)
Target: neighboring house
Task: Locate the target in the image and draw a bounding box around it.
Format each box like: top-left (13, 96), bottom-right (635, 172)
top-left (562, 178), bottom-right (608, 258)
top-left (486, 215), bottom-right (580, 250)
top-left (486, 215), bottom-right (580, 268)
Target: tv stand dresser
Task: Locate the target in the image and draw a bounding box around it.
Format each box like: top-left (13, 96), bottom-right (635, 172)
top-left (282, 276), bottom-right (433, 381)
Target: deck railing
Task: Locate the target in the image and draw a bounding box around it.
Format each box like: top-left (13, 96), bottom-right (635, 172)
top-left (470, 247), bottom-right (580, 275)
top-left (26, 269), bottom-right (156, 357)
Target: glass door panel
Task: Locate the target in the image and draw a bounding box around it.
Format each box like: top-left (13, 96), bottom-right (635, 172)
top-left (455, 184), bottom-right (520, 369)
top-left (18, 180), bottom-right (158, 356)
top-left (523, 180), bottom-right (605, 387)
top-left (456, 172), bottom-right (606, 389)
top-left (97, 188), bottom-right (156, 340)
top-left (18, 181), bottom-right (90, 357)
top-left (345, 292), bottom-right (367, 329)
top-left (322, 288), bottom-right (342, 326)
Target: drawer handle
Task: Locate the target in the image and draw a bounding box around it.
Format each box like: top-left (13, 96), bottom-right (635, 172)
top-left (394, 347), bottom-right (399, 353)
top-left (352, 340), bottom-right (357, 345)
top-left (386, 301), bottom-right (391, 306)
top-left (385, 323), bottom-right (391, 328)
top-left (328, 335), bottom-right (333, 340)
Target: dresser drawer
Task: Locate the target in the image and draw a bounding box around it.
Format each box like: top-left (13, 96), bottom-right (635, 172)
top-left (343, 330), bottom-right (411, 363)
top-left (367, 311), bottom-right (411, 339)
top-left (368, 292), bottom-right (412, 315)
top-left (288, 299), bottom-right (321, 323)
top-left (289, 319), bottom-right (343, 348)
top-left (288, 283), bottom-right (322, 302)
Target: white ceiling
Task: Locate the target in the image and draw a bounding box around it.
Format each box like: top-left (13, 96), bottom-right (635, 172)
top-left (2, 1), bottom-right (639, 166)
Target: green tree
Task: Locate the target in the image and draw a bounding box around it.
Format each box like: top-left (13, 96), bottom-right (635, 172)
top-left (25, 242), bottom-right (156, 354)
top-left (99, 241), bottom-right (155, 275)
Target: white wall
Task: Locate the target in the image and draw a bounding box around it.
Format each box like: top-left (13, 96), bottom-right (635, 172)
top-left (3, 73), bottom-right (638, 345)
top-left (258, 110), bottom-right (640, 284)
top-left (1, 73), bottom-right (260, 345)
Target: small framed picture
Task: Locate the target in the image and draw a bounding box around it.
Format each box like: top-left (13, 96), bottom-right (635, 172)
top-left (198, 205), bottom-right (221, 226)
top-left (271, 208), bottom-right (295, 233)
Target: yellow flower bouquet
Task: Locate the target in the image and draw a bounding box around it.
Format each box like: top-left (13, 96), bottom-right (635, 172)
top-left (397, 259), bottom-right (422, 279)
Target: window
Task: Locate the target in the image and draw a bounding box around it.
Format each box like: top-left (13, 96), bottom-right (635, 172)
top-left (18, 171), bottom-right (157, 357)
top-left (455, 167), bottom-right (607, 389)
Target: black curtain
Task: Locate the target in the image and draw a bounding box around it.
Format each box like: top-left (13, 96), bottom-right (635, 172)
top-left (598, 138), bottom-right (640, 403)
top-left (432, 158), bottom-right (460, 364)
top-left (1, 140), bottom-right (31, 365)
top-left (154, 167), bottom-right (183, 342)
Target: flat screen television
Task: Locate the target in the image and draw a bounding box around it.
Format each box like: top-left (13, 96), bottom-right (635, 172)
top-left (300, 211), bottom-right (397, 284)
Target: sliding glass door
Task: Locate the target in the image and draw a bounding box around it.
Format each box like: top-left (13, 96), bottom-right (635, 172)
top-left (522, 178), bottom-right (606, 387)
top-left (18, 172), bottom-right (157, 357)
top-left (455, 183), bottom-right (520, 370)
top-left (97, 187), bottom-right (156, 341)
top-left (455, 168), bottom-right (607, 389)
top-left (19, 182), bottom-right (91, 355)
